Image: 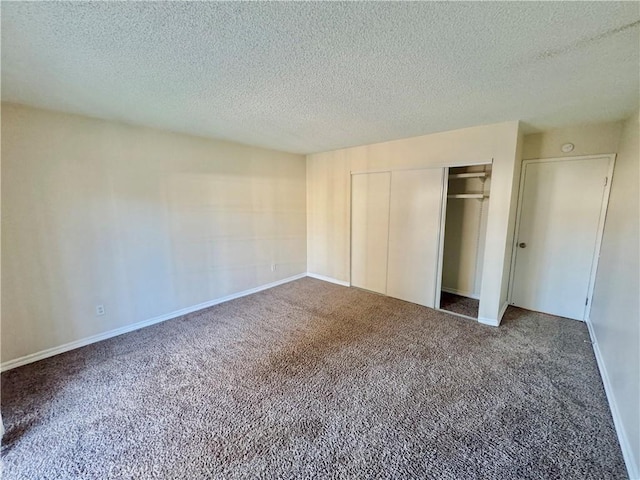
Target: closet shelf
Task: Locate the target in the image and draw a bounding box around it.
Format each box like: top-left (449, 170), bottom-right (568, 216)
top-left (448, 172), bottom-right (487, 179)
top-left (447, 193), bottom-right (489, 199)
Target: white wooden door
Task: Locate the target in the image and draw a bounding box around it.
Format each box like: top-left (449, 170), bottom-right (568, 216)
top-left (387, 169), bottom-right (444, 307)
top-left (351, 172), bottom-right (391, 294)
top-left (511, 156), bottom-right (613, 320)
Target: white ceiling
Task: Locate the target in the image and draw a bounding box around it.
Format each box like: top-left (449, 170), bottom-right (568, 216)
top-left (2, 2), bottom-right (638, 154)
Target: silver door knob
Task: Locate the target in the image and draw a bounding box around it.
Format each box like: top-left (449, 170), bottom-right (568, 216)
top-left (519, 242), bottom-right (527, 248)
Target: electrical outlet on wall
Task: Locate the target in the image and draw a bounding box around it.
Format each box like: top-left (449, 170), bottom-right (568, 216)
top-left (96, 305), bottom-right (105, 316)
top-left (271, 263), bottom-right (277, 272)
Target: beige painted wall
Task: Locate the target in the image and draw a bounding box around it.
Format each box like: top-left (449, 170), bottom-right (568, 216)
top-left (1, 103), bottom-right (307, 364)
top-left (307, 121), bottom-right (521, 322)
top-left (523, 121), bottom-right (623, 160)
top-left (590, 113), bottom-right (639, 477)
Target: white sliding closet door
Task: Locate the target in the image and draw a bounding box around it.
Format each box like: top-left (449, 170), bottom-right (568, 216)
top-left (351, 172), bottom-right (391, 294)
top-left (387, 169), bottom-right (444, 307)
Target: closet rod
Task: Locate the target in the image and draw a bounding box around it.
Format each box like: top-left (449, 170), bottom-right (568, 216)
top-left (447, 194), bottom-right (489, 199)
top-left (448, 172), bottom-right (487, 179)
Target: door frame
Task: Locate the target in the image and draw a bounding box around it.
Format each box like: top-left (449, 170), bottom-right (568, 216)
top-left (434, 167), bottom-right (449, 310)
top-left (507, 154), bottom-right (616, 321)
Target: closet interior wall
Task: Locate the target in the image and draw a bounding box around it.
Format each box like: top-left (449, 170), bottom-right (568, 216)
top-left (441, 165), bottom-right (492, 313)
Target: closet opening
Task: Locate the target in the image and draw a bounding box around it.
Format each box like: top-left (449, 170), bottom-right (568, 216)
top-left (437, 164), bottom-right (491, 319)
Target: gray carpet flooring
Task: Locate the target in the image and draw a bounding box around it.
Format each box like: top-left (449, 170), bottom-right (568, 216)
top-left (1, 278), bottom-right (627, 479)
top-left (440, 292), bottom-right (480, 318)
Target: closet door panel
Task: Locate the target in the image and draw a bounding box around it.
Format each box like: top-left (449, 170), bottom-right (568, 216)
top-left (387, 169), bottom-right (444, 307)
top-left (351, 172), bottom-right (391, 294)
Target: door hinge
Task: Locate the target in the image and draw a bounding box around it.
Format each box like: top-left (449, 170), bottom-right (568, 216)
top-left (585, 297), bottom-right (589, 306)
top-left (604, 177), bottom-right (608, 187)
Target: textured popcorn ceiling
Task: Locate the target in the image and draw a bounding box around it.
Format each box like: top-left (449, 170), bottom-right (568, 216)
top-left (2, 2), bottom-right (638, 154)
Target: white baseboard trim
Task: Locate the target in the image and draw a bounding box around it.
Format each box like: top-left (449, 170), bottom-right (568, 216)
top-left (441, 287), bottom-right (480, 300)
top-left (0, 273), bottom-right (307, 372)
top-left (478, 302), bottom-right (509, 327)
top-left (477, 316), bottom-right (499, 327)
top-left (587, 320), bottom-right (639, 480)
top-left (477, 302), bottom-right (509, 327)
top-left (306, 272), bottom-right (350, 287)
